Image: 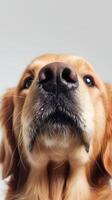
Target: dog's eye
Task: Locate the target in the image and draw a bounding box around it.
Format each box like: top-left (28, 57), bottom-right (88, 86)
top-left (83, 75), bottom-right (95, 87)
top-left (23, 77), bottom-right (33, 89)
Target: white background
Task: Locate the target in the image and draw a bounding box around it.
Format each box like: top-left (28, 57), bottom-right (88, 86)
top-left (0, 0), bottom-right (112, 95)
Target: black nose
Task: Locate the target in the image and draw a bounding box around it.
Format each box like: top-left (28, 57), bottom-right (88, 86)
top-left (38, 62), bottom-right (79, 93)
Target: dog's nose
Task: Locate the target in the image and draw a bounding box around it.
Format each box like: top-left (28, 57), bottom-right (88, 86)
top-left (38, 62), bottom-right (79, 93)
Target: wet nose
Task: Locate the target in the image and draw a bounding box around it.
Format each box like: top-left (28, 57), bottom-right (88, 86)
top-left (38, 62), bottom-right (79, 93)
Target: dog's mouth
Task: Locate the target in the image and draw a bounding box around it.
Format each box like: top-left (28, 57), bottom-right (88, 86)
top-left (33, 92), bottom-right (85, 132)
top-left (45, 109), bottom-right (76, 125)
top-left (28, 103), bottom-right (88, 152)
top-left (25, 85), bottom-right (90, 152)
top-left (43, 109), bottom-right (83, 134)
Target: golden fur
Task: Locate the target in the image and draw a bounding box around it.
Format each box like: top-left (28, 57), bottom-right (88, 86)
top-left (0, 54), bottom-right (112, 200)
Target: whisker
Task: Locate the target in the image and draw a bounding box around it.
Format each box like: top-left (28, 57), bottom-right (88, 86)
top-left (17, 129), bottom-right (26, 170)
top-left (53, 161), bottom-right (67, 170)
top-left (1, 111), bottom-right (22, 128)
top-left (0, 95), bottom-right (25, 100)
top-left (5, 143), bottom-right (19, 177)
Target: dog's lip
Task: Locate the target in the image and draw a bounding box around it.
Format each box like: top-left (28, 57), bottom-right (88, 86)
top-left (43, 109), bottom-right (75, 125)
top-left (29, 108), bottom-right (89, 153)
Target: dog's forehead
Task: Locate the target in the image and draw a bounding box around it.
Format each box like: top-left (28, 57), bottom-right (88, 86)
top-left (27, 54), bottom-right (95, 74)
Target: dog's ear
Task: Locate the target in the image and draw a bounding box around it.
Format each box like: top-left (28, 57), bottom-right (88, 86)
top-left (102, 84), bottom-right (112, 176)
top-left (0, 88), bottom-right (16, 178)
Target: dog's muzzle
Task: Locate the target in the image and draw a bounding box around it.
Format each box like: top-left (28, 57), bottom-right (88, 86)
top-left (26, 62), bottom-right (89, 151)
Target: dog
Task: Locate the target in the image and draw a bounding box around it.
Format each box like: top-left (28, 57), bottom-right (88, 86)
top-left (0, 54), bottom-right (112, 200)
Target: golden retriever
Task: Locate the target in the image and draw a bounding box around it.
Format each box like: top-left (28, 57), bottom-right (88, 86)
top-left (0, 54), bottom-right (112, 200)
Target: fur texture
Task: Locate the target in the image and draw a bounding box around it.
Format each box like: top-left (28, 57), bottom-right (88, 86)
top-left (0, 54), bottom-right (112, 200)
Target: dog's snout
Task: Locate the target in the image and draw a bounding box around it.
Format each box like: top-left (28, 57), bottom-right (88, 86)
top-left (38, 62), bottom-right (78, 93)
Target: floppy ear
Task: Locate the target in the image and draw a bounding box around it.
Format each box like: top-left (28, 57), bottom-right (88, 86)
top-left (102, 84), bottom-right (112, 176)
top-left (0, 88), bottom-right (16, 178)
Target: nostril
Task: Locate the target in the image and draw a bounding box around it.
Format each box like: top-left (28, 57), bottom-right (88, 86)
top-left (39, 68), bottom-right (54, 84)
top-left (38, 63), bottom-right (79, 93)
top-left (62, 68), bottom-right (78, 84)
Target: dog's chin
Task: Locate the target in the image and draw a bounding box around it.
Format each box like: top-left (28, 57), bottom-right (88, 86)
top-left (27, 110), bottom-right (88, 153)
top-left (23, 110), bottom-right (91, 168)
